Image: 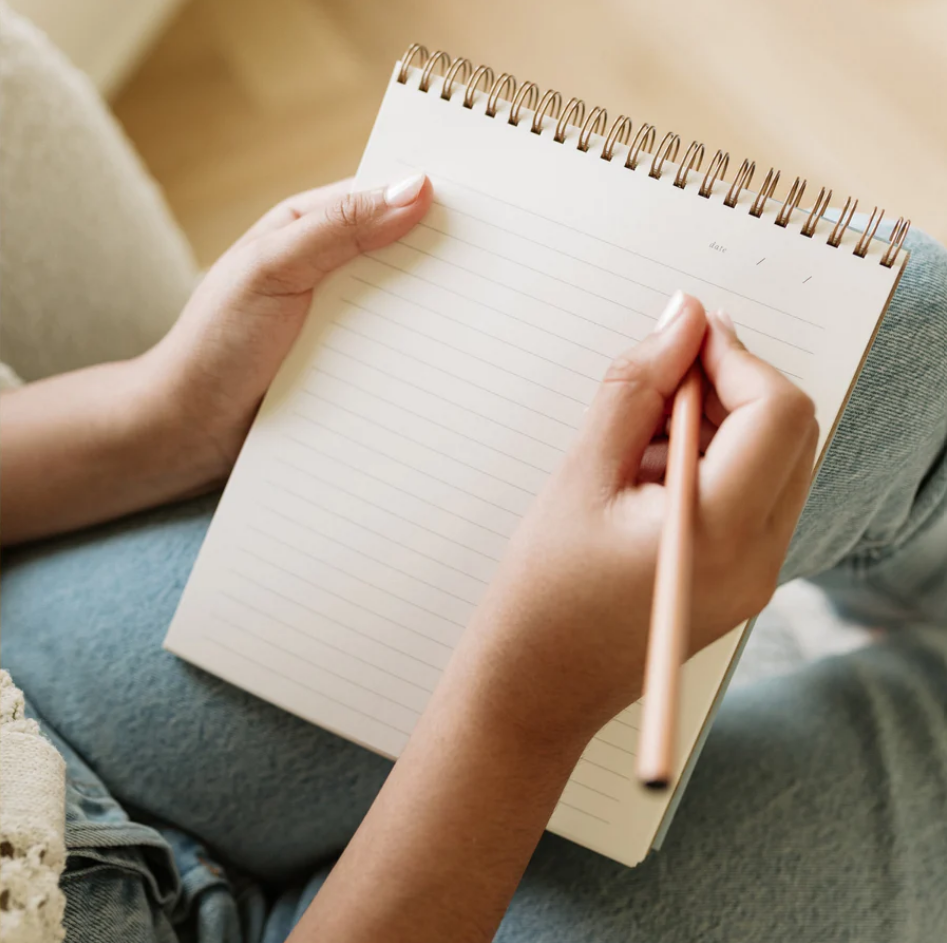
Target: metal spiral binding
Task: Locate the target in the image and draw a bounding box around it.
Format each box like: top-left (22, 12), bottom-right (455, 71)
top-left (750, 168), bottom-right (780, 218)
top-left (397, 45), bottom-right (910, 267)
top-left (699, 150), bottom-right (729, 198)
top-left (674, 141), bottom-right (705, 189)
top-left (724, 160), bottom-right (755, 208)
top-left (775, 177), bottom-right (806, 228)
top-left (509, 82), bottom-right (539, 126)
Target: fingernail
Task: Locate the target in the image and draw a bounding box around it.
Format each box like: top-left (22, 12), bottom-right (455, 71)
top-left (655, 290), bottom-right (685, 331)
top-left (712, 309), bottom-right (737, 337)
top-left (384, 173), bottom-right (426, 208)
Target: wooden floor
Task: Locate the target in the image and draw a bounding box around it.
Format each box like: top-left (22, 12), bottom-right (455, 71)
top-left (113, 0), bottom-right (947, 266)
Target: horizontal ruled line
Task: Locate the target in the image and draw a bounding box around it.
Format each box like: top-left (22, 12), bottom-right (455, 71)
top-left (218, 590), bottom-right (435, 694)
top-left (305, 367), bottom-right (554, 475)
top-left (727, 321), bottom-right (813, 356)
top-left (361, 257), bottom-right (614, 372)
top-left (267, 473), bottom-right (492, 581)
top-left (416, 213), bottom-right (812, 357)
top-left (592, 735), bottom-right (637, 758)
top-left (566, 778), bottom-right (621, 803)
top-left (416, 221), bottom-right (652, 331)
top-left (556, 799), bottom-right (611, 826)
top-left (425, 172), bottom-right (823, 328)
top-left (259, 500), bottom-right (483, 606)
top-left (292, 412), bottom-right (521, 522)
top-left (420, 217), bottom-right (668, 308)
top-left (247, 524), bottom-right (467, 631)
top-left (210, 612), bottom-right (425, 714)
top-left (578, 754), bottom-right (632, 781)
top-left (234, 552), bottom-right (455, 655)
top-left (227, 568), bottom-right (449, 668)
top-left (341, 286), bottom-right (588, 408)
top-left (296, 395), bottom-right (537, 500)
top-left (404, 232), bottom-right (647, 335)
top-left (276, 445), bottom-right (506, 552)
top-left (315, 347), bottom-right (567, 453)
top-left (202, 634), bottom-right (413, 738)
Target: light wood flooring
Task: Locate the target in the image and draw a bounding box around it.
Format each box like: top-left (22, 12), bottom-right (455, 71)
top-left (112, 0), bottom-right (947, 265)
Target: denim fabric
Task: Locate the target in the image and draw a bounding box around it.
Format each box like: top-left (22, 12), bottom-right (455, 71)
top-left (2, 225), bottom-right (946, 942)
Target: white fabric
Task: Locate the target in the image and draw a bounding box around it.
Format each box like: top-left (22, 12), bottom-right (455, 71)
top-left (0, 670), bottom-right (67, 943)
top-left (0, 2), bottom-right (198, 384)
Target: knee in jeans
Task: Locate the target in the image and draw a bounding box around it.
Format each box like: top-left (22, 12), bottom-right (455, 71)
top-left (884, 226), bottom-right (947, 340)
top-left (783, 225), bottom-right (947, 580)
top-left (856, 225), bottom-right (947, 437)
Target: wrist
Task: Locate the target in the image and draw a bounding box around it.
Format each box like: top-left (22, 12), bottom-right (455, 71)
top-left (415, 651), bottom-right (586, 828)
top-left (119, 352), bottom-right (230, 501)
top-left (454, 571), bottom-right (649, 753)
top-left (439, 624), bottom-right (596, 769)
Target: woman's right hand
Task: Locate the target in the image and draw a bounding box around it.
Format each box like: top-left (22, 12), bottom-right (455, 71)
top-left (293, 291), bottom-right (820, 943)
top-left (454, 291), bottom-right (819, 751)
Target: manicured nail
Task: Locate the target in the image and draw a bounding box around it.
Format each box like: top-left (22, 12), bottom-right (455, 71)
top-left (385, 173), bottom-right (426, 207)
top-left (655, 290), bottom-right (685, 331)
top-left (712, 309), bottom-right (737, 337)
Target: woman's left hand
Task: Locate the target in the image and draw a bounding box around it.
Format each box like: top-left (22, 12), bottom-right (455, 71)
top-left (0, 174), bottom-right (431, 545)
top-left (141, 173), bottom-right (431, 490)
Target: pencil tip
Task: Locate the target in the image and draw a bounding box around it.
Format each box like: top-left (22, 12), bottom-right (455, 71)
top-left (643, 779), bottom-right (670, 791)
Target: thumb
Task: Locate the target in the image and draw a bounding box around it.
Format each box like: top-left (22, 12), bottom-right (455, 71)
top-left (574, 292), bottom-right (707, 492)
top-left (248, 173), bottom-right (432, 295)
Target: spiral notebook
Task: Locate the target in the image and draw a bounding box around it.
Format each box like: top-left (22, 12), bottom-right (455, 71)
top-left (164, 45), bottom-right (909, 867)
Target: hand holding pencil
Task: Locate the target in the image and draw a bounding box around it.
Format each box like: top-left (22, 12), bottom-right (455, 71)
top-left (463, 291), bottom-right (817, 755)
top-left (636, 293), bottom-right (818, 788)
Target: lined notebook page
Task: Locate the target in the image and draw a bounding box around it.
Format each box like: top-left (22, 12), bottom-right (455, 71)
top-left (165, 63), bottom-right (904, 866)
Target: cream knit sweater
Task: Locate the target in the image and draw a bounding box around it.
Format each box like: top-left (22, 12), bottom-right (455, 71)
top-left (0, 671), bottom-right (67, 943)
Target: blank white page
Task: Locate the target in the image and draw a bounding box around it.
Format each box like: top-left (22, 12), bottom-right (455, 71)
top-left (165, 62), bottom-right (905, 867)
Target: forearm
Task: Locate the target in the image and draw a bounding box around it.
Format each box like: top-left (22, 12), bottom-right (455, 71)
top-left (291, 635), bottom-right (589, 943)
top-left (0, 358), bottom-right (218, 545)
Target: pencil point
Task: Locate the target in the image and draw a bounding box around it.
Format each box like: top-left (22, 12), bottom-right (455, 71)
top-left (643, 778), bottom-right (670, 791)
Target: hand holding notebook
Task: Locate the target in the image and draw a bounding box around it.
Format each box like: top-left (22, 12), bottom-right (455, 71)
top-left (165, 44), bottom-right (909, 867)
top-left (141, 176), bottom-right (434, 495)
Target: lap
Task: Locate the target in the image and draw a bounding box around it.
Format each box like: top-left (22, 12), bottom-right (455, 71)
top-left (2, 496), bottom-right (391, 881)
top-left (28, 561), bottom-right (947, 941)
top-left (35, 684), bottom-right (319, 943)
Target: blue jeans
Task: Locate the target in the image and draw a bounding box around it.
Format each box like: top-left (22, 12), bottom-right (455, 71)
top-left (3, 226), bottom-right (947, 942)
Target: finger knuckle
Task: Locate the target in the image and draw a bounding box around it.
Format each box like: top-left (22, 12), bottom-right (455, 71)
top-left (326, 193), bottom-right (374, 230)
top-left (603, 352), bottom-right (649, 390)
top-left (273, 199), bottom-right (304, 225)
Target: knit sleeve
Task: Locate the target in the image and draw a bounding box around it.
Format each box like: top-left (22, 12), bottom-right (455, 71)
top-left (0, 669), bottom-right (67, 943)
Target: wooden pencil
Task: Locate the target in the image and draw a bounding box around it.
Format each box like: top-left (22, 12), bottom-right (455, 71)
top-left (637, 365), bottom-right (703, 789)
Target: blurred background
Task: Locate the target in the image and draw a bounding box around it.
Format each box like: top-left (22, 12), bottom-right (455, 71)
top-left (13, 0), bottom-right (946, 266)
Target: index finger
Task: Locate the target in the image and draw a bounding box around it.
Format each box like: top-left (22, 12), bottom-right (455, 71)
top-left (698, 311), bottom-right (818, 528)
